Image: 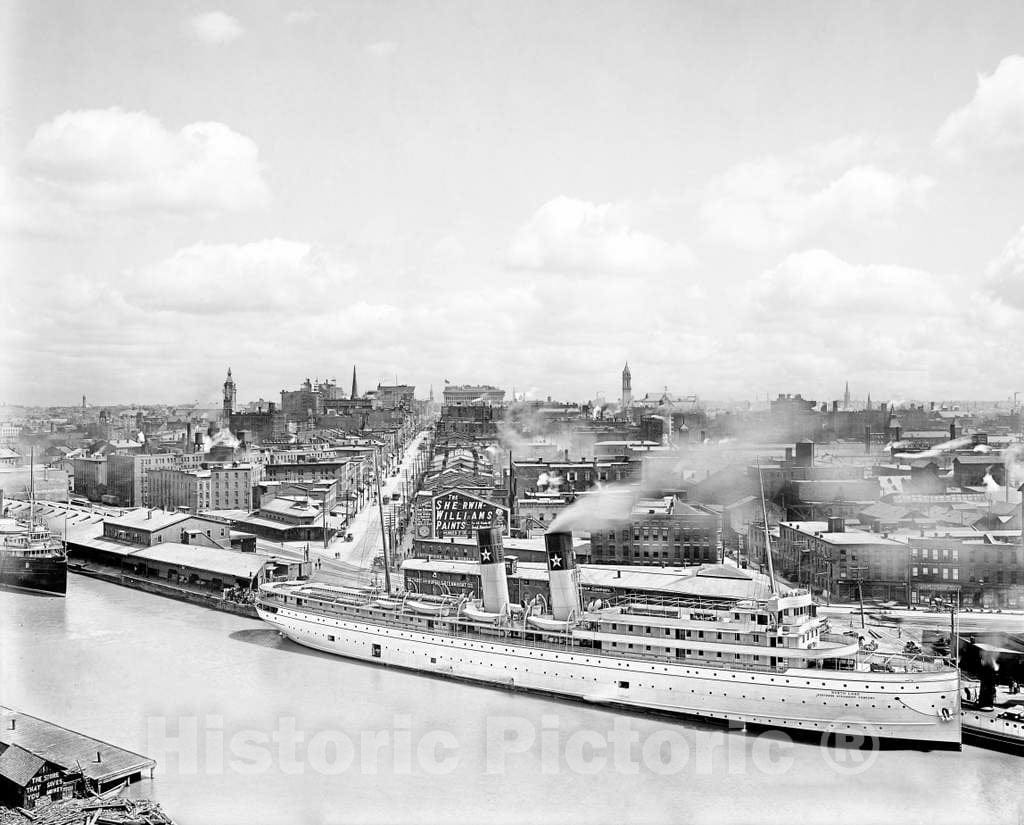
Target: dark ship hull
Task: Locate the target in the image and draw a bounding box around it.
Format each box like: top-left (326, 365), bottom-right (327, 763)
top-left (0, 555), bottom-right (67, 595)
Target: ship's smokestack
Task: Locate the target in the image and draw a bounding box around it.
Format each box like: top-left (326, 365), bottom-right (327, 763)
top-left (544, 531), bottom-right (581, 620)
top-left (476, 527), bottom-right (510, 615)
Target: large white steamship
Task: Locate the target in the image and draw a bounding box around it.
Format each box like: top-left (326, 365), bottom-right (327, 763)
top-left (257, 528), bottom-right (960, 746)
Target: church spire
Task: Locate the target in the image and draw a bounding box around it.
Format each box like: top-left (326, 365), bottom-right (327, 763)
top-left (351, 365), bottom-right (358, 399)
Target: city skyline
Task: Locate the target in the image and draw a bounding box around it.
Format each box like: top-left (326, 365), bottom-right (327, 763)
top-left (6, 3), bottom-right (1024, 405)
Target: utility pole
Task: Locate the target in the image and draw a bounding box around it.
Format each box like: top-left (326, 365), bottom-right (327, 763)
top-left (373, 447), bottom-right (391, 593)
top-left (849, 564), bottom-right (868, 629)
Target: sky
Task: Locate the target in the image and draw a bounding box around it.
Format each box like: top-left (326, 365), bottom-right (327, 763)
top-left (4, 1), bottom-right (1024, 407)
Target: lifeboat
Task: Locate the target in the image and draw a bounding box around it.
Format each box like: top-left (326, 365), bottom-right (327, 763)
top-left (373, 598), bottom-right (401, 610)
top-left (462, 601), bottom-right (504, 623)
top-left (526, 615), bottom-right (575, 632)
top-left (405, 599), bottom-right (451, 616)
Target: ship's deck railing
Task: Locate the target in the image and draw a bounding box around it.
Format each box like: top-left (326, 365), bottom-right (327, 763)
top-left (859, 648), bottom-right (949, 674)
top-left (598, 593), bottom-right (757, 622)
top-left (263, 582), bottom-right (951, 675)
top-left (818, 631), bottom-right (948, 673)
top-left (262, 589), bottom-right (880, 675)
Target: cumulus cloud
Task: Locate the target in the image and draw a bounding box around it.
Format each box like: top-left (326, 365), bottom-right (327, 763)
top-left (700, 141), bottom-right (931, 251)
top-left (365, 41), bottom-right (398, 58)
top-left (188, 11), bottom-right (244, 45)
top-left (985, 223), bottom-right (1024, 308)
top-left (746, 250), bottom-right (957, 323)
top-left (508, 196), bottom-right (696, 275)
top-left (127, 239), bottom-right (357, 314)
top-left (936, 55), bottom-right (1024, 160)
top-left (0, 165), bottom-right (84, 237)
top-left (728, 249), bottom-right (1014, 394)
top-left (285, 10), bottom-right (319, 25)
top-left (22, 108), bottom-right (269, 215)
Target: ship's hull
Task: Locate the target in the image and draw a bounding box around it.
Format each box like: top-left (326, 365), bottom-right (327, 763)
top-left (961, 709), bottom-right (1024, 752)
top-left (258, 604), bottom-right (962, 747)
top-left (0, 555), bottom-right (67, 596)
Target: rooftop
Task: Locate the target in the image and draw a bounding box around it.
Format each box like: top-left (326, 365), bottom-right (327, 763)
top-left (104, 509), bottom-right (191, 532)
top-left (0, 707), bottom-right (155, 784)
top-left (403, 559), bottom-right (785, 600)
top-left (129, 543), bottom-right (265, 579)
top-left (780, 521), bottom-right (907, 546)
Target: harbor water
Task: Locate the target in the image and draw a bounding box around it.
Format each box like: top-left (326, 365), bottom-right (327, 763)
top-left (2, 576), bottom-right (1022, 825)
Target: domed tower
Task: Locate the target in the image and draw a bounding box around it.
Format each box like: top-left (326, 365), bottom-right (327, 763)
top-left (222, 368), bottom-right (236, 424)
top-left (621, 362), bottom-right (632, 410)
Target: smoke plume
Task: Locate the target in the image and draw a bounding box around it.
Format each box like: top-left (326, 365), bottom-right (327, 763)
top-left (547, 484), bottom-right (635, 534)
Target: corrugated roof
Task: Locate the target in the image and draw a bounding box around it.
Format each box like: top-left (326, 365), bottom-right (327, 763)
top-left (129, 543), bottom-right (264, 579)
top-left (0, 707), bottom-right (154, 784)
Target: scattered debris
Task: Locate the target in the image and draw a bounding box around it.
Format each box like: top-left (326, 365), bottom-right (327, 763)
top-left (0, 796), bottom-right (174, 825)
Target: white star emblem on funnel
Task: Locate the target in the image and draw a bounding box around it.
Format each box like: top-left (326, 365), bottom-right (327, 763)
top-left (481, 549), bottom-right (491, 561)
top-left (550, 554), bottom-right (562, 568)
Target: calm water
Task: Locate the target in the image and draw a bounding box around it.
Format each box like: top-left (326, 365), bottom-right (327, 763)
top-left (1, 576), bottom-right (1022, 825)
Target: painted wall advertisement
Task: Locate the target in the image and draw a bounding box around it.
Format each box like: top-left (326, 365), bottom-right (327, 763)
top-left (432, 490), bottom-right (509, 537)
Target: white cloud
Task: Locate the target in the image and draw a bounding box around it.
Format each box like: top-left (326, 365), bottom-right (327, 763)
top-left (431, 235), bottom-right (466, 262)
top-left (729, 249), bottom-right (1011, 394)
top-left (128, 239), bottom-right (356, 315)
top-left (365, 41), bottom-right (398, 58)
top-left (188, 11), bottom-right (244, 45)
top-left (700, 141), bottom-right (931, 251)
top-left (285, 10), bottom-right (319, 25)
top-left (0, 165), bottom-right (84, 237)
top-left (22, 108), bottom-right (269, 216)
top-left (508, 196), bottom-right (695, 275)
top-left (936, 55), bottom-right (1024, 160)
top-left (985, 223), bottom-right (1024, 309)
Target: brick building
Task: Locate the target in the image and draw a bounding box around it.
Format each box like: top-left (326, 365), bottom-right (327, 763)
top-left (148, 463), bottom-right (253, 513)
top-left (106, 453), bottom-right (178, 507)
top-left (72, 456), bottom-right (107, 500)
top-left (772, 518), bottom-right (909, 603)
top-left (589, 500), bottom-right (721, 566)
top-left (442, 384), bottom-right (505, 407)
top-left (908, 532), bottom-right (1024, 608)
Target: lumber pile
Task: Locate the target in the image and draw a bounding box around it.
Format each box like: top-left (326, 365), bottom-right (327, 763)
top-left (0, 797), bottom-right (174, 825)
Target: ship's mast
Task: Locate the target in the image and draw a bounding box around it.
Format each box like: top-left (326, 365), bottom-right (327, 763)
top-left (757, 458), bottom-right (778, 596)
top-left (29, 447), bottom-right (35, 530)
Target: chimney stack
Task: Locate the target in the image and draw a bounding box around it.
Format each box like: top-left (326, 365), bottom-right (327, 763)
top-left (950, 421), bottom-right (957, 441)
top-left (475, 527), bottom-right (510, 615)
top-left (544, 531), bottom-right (582, 620)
